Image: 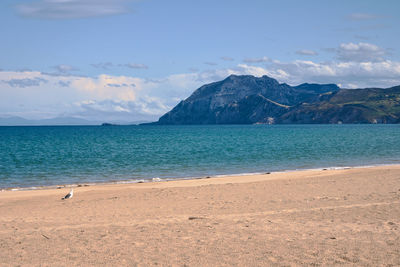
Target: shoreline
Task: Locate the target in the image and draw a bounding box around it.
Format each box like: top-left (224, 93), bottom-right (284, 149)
top-left (2, 162), bottom-right (400, 192)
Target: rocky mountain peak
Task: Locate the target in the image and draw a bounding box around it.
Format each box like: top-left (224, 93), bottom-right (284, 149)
top-left (153, 75), bottom-right (399, 125)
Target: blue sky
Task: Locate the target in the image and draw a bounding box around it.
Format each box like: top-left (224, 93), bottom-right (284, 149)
top-left (1, 0), bottom-right (400, 122)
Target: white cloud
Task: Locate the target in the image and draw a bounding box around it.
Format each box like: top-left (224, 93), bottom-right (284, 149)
top-left (0, 71), bottom-right (160, 121)
top-left (70, 74), bottom-right (144, 101)
top-left (335, 42), bottom-right (386, 62)
top-left (1, 42), bottom-right (400, 122)
top-left (0, 70), bottom-right (210, 121)
top-left (266, 59), bottom-right (400, 88)
top-left (181, 56), bottom-right (400, 89)
top-left (16, 0), bottom-right (134, 19)
top-left (236, 64), bottom-right (275, 77)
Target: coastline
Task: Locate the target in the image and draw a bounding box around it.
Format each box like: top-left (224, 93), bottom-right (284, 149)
top-left (1, 164), bottom-right (400, 266)
top-left (2, 162), bottom-right (400, 192)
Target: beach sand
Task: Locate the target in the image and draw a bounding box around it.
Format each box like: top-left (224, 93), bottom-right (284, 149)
top-left (1, 165), bottom-right (400, 266)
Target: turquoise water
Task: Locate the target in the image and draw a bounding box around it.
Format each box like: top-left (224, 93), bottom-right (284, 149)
top-left (1, 124), bottom-right (400, 189)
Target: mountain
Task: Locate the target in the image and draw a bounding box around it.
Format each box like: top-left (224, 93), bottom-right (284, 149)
top-left (279, 86), bottom-right (400, 124)
top-left (154, 75), bottom-right (400, 124)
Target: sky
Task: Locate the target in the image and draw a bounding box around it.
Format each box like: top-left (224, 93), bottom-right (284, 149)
top-left (1, 0), bottom-right (400, 122)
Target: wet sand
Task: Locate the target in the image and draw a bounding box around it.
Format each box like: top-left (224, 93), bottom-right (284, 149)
top-left (1, 165), bottom-right (400, 266)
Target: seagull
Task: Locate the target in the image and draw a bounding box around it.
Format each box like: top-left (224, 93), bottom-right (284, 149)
top-left (61, 188), bottom-right (74, 200)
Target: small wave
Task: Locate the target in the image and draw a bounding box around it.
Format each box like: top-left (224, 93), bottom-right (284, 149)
top-left (2, 162), bottom-right (400, 192)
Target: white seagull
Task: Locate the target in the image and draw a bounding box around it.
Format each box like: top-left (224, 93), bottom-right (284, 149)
top-left (62, 188), bottom-right (74, 200)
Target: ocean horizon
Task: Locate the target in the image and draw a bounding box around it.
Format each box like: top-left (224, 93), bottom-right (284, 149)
top-left (1, 124), bottom-right (400, 190)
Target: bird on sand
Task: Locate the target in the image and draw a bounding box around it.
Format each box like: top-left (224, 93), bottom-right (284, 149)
top-left (62, 188), bottom-right (74, 200)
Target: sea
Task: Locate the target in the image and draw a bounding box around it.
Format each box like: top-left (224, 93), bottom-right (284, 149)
top-left (1, 124), bottom-right (400, 190)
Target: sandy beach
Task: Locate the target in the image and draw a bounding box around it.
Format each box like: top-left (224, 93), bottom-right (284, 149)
top-left (1, 165), bottom-right (400, 266)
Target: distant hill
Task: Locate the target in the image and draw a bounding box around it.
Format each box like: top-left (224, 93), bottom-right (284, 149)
top-left (0, 116), bottom-right (100, 126)
top-left (0, 116), bottom-right (151, 126)
top-left (154, 75), bottom-right (400, 124)
top-left (280, 86), bottom-right (400, 124)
